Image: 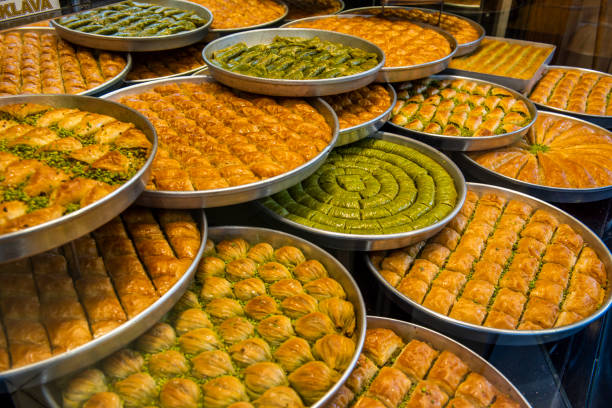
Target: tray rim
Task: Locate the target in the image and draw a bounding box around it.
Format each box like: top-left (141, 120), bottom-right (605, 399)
top-left (365, 181), bottom-right (612, 344)
top-left (257, 131), bottom-right (468, 251)
top-left (282, 0), bottom-right (345, 22)
top-left (101, 74), bottom-right (340, 208)
top-left (0, 94), bottom-right (158, 263)
top-left (0, 209), bottom-right (208, 390)
top-left (208, 0), bottom-right (289, 33)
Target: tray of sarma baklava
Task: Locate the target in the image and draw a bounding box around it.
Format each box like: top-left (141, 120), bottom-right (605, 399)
top-left (259, 132), bottom-right (467, 251)
top-left (42, 226), bottom-right (366, 408)
top-left (0, 207), bottom-right (206, 390)
top-left (367, 182), bottom-right (612, 345)
top-left (325, 316), bottom-right (531, 408)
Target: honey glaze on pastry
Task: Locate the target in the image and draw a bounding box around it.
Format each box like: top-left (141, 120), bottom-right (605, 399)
top-left (323, 85), bottom-right (392, 130)
top-left (0, 30), bottom-right (126, 96)
top-left (0, 208), bottom-right (201, 372)
top-left (117, 81), bottom-right (333, 192)
top-left (126, 44), bottom-right (206, 81)
top-left (327, 327), bottom-right (521, 408)
top-left (187, 0), bottom-right (286, 30)
top-left (285, 0), bottom-right (343, 20)
top-left (469, 112), bottom-right (612, 188)
top-left (370, 189), bottom-right (608, 330)
top-left (62, 237), bottom-right (358, 408)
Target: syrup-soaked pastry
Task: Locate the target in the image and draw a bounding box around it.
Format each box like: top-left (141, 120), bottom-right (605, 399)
top-left (185, 0), bottom-right (285, 30)
top-left (64, 236), bottom-right (357, 407)
top-left (323, 85), bottom-right (392, 130)
top-left (126, 44), bottom-right (205, 81)
top-left (326, 327), bottom-right (521, 408)
top-left (470, 112), bottom-right (612, 189)
top-left (0, 30), bottom-right (126, 96)
top-left (450, 38), bottom-right (553, 79)
top-left (370, 188), bottom-right (608, 331)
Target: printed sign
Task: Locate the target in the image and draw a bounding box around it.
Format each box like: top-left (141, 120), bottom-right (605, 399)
top-left (0, 0), bottom-right (60, 21)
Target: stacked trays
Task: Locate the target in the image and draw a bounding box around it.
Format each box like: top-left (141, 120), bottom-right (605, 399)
top-left (388, 75), bottom-right (538, 151)
top-left (457, 112), bottom-right (612, 202)
top-left (202, 28), bottom-right (386, 97)
top-left (124, 43), bottom-right (207, 84)
top-left (260, 132), bottom-right (467, 251)
top-left (284, 0), bottom-right (345, 21)
top-left (525, 65), bottom-right (612, 128)
top-left (0, 207), bottom-right (206, 390)
top-left (367, 183), bottom-right (612, 345)
top-left (42, 226), bottom-right (366, 408)
top-left (102, 76), bottom-right (339, 208)
top-left (198, 0), bottom-right (288, 33)
top-left (283, 14), bottom-right (458, 82)
top-left (50, 0), bottom-right (213, 52)
top-left (0, 95), bottom-right (156, 263)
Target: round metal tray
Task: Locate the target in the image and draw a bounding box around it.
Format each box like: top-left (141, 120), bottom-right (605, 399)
top-left (40, 225), bottom-right (366, 408)
top-left (387, 75), bottom-right (538, 151)
top-left (365, 316), bottom-right (531, 408)
top-left (50, 0), bottom-right (213, 52)
top-left (209, 0), bottom-right (289, 34)
top-left (339, 6), bottom-right (484, 57)
top-left (366, 182), bottom-right (612, 345)
top-left (455, 112), bottom-right (612, 203)
top-left (190, 66), bottom-right (210, 76)
top-left (257, 131), bottom-right (467, 251)
top-left (202, 28), bottom-right (385, 97)
top-left (282, 14), bottom-right (458, 83)
top-left (0, 95), bottom-right (157, 264)
top-left (335, 83), bottom-right (397, 146)
top-left (102, 75), bottom-right (339, 208)
top-left (7, 27), bottom-right (132, 96)
top-left (526, 65), bottom-right (612, 129)
top-left (283, 0), bottom-right (345, 22)
top-left (0, 210), bottom-right (207, 391)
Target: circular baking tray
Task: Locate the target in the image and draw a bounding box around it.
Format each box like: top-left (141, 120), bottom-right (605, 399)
top-left (366, 182), bottom-right (612, 345)
top-left (364, 316), bottom-right (531, 408)
top-left (7, 27), bottom-right (132, 96)
top-left (387, 75), bottom-right (538, 151)
top-left (0, 94), bottom-right (157, 264)
top-left (40, 225), bottom-right (367, 408)
top-left (335, 83), bottom-right (397, 146)
top-left (281, 14), bottom-right (458, 83)
top-left (203, 28), bottom-right (385, 97)
top-left (0, 210), bottom-right (207, 391)
top-left (283, 0), bottom-right (345, 22)
top-left (455, 112), bottom-right (612, 203)
top-left (209, 0), bottom-right (289, 35)
top-left (339, 6), bottom-right (484, 57)
top-left (50, 0), bottom-right (213, 52)
top-left (526, 65), bottom-right (612, 129)
top-left (190, 65), bottom-right (210, 76)
top-left (102, 75), bottom-right (339, 209)
top-left (257, 131), bottom-right (467, 251)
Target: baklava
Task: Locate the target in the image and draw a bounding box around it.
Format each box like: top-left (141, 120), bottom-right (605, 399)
top-left (126, 44), bottom-right (206, 81)
top-left (285, 0), bottom-right (343, 20)
top-left (323, 85), bottom-right (392, 130)
top-left (188, 0), bottom-right (286, 30)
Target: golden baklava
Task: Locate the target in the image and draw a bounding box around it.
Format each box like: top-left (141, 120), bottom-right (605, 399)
top-left (285, 0), bottom-right (343, 20)
top-left (189, 0), bottom-right (286, 30)
top-left (126, 44), bottom-right (206, 81)
top-left (117, 81), bottom-right (332, 192)
top-left (530, 68), bottom-right (612, 116)
top-left (469, 112), bottom-right (612, 188)
top-left (0, 207), bottom-right (201, 371)
top-left (323, 85), bottom-right (392, 130)
top-left (0, 103), bottom-right (151, 235)
top-left (62, 236), bottom-right (358, 408)
top-left (449, 38), bottom-right (553, 80)
top-left (327, 327), bottom-right (520, 408)
top-left (370, 188), bottom-right (608, 330)
top-left (0, 30), bottom-right (127, 96)
top-left (287, 16), bottom-right (452, 68)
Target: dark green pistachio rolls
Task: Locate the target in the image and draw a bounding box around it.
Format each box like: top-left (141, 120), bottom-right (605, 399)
top-left (263, 139), bottom-right (458, 235)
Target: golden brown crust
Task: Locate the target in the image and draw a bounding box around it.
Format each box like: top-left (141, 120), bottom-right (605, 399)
top-left (187, 0), bottom-right (285, 29)
top-left (323, 85), bottom-right (392, 130)
top-left (126, 44), bottom-right (206, 81)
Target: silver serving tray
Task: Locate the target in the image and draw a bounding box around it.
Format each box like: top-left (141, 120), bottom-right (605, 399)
top-left (455, 112), bottom-right (612, 203)
top-left (282, 14), bottom-right (458, 83)
top-left (8, 27), bottom-right (132, 96)
top-left (387, 74), bottom-right (538, 151)
top-left (40, 225), bottom-right (366, 408)
top-left (364, 316), bottom-right (531, 408)
top-left (102, 75), bottom-right (339, 208)
top-left (524, 65), bottom-right (612, 129)
top-left (283, 0), bottom-right (345, 22)
top-left (203, 28), bottom-right (385, 97)
top-left (445, 36), bottom-right (556, 92)
top-left (339, 6), bottom-right (485, 57)
top-left (50, 0), bottom-right (213, 52)
top-left (257, 131), bottom-right (467, 251)
top-left (0, 95), bottom-right (157, 264)
top-left (335, 83), bottom-right (396, 146)
top-left (366, 182), bottom-right (612, 345)
top-left (209, 0), bottom-right (288, 34)
top-left (0, 210), bottom-right (207, 391)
